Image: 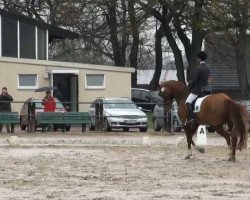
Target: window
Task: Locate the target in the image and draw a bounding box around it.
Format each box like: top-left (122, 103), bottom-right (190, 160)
top-left (1, 17), bottom-right (18, 57)
top-left (85, 74), bottom-right (105, 89)
top-left (90, 99), bottom-right (104, 108)
top-left (20, 23), bottom-right (36, 59)
top-left (18, 74), bottom-right (38, 89)
top-left (140, 90), bottom-right (151, 101)
top-left (131, 89), bottom-right (141, 98)
top-left (38, 28), bottom-right (46, 60)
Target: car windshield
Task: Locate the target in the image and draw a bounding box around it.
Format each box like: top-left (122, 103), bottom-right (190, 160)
top-left (150, 91), bottom-right (162, 101)
top-left (104, 100), bottom-right (137, 109)
top-left (33, 100), bottom-right (64, 109)
top-left (150, 91), bottom-right (160, 97)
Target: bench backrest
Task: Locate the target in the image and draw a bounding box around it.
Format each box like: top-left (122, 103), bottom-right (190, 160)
top-left (63, 112), bottom-right (90, 123)
top-left (37, 112), bottom-right (91, 124)
top-left (37, 112), bottom-right (64, 124)
top-left (0, 112), bottom-right (19, 124)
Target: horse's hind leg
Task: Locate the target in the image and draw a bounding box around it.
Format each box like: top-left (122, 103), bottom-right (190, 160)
top-left (229, 134), bottom-right (237, 162)
top-left (213, 125), bottom-right (236, 162)
top-left (213, 125), bottom-right (231, 147)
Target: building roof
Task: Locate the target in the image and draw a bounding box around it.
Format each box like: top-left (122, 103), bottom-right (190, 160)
top-left (137, 70), bottom-right (187, 85)
top-left (205, 35), bottom-right (250, 90)
top-left (0, 9), bottom-right (79, 42)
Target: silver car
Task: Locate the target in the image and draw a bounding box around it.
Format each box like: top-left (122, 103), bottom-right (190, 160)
top-left (20, 98), bottom-right (69, 131)
top-left (153, 100), bottom-right (219, 132)
top-left (89, 97), bottom-right (148, 132)
top-left (153, 100), bottom-right (182, 132)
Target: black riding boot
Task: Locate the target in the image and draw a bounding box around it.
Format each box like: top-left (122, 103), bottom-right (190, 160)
top-left (186, 103), bottom-right (196, 127)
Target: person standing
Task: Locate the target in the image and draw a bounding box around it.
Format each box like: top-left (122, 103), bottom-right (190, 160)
top-left (42, 91), bottom-right (56, 131)
top-left (0, 87), bottom-right (13, 133)
top-left (42, 90), bottom-right (56, 112)
top-left (185, 51), bottom-right (212, 127)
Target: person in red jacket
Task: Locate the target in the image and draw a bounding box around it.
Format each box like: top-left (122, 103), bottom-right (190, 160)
top-left (42, 91), bottom-right (56, 112)
top-left (42, 91), bottom-right (56, 131)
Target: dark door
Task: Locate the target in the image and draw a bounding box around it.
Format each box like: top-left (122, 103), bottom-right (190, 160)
top-left (53, 73), bottom-right (78, 111)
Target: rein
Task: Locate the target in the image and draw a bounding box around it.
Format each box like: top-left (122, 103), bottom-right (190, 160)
top-left (164, 98), bottom-right (174, 111)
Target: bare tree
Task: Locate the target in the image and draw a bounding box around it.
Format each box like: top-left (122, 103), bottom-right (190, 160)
top-left (149, 24), bottom-right (165, 90)
top-left (211, 0), bottom-right (250, 99)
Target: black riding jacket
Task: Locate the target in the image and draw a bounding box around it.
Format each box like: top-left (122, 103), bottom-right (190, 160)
top-left (188, 62), bottom-right (211, 95)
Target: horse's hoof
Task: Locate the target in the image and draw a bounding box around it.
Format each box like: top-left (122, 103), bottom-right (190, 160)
top-left (199, 148), bottom-right (205, 154)
top-left (195, 146), bottom-right (205, 154)
top-left (184, 154), bottom-right (192, 159)
top-left (228, 157), bottom-right (236, 162)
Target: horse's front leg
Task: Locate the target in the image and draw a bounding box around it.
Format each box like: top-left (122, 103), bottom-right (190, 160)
top-left (184, 127), bottom-right (198, 159)
top-left (185, 131), bottom-right (193, 159)
top-left (184, 124), bottom-right (204, 159)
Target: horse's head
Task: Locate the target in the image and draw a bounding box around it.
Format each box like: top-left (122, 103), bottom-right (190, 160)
top-left (157, 81), bottom-right (176, 110)
top-left (158, 80), bottom-right (188, 109)
top-left (158, 81), bottom-right (175, 101)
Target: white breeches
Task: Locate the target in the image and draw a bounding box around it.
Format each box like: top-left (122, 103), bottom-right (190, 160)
top-left (185, 93), bottom-right (198, 104)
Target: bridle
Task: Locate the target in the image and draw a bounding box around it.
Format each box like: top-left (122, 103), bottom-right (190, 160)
top-left (158, 87), bottom-right (174, 111)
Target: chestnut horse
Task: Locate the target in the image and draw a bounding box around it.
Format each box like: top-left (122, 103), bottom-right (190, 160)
top-left (159, 80), bottom-right (248, 162)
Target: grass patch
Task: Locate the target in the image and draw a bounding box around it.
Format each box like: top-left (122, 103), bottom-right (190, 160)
top-left (146, 112), bottom-right (154, 129)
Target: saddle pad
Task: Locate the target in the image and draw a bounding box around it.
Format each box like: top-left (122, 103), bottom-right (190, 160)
top-left (194, 95), bottom-right (210, 113)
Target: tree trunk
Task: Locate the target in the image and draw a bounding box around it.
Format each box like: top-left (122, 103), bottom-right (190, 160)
top-left (232, 0), bottom-right (249, 99)
top-left (164, 24), bottom-right (186, 83)
top-left (235, 36), bottom-right (249, 99)
top-left (128, 0), bottom-right (140, 87)
top-left (178, 0), bottom-right (205, 81)
top-left (120, 0), bottom-right (128, 67)
top-left (187, 30), bottom-right (204, 81)
top-left (149, 25), bottom-right (164, 90)
top-left (106, 0), bottom-right (124, 66)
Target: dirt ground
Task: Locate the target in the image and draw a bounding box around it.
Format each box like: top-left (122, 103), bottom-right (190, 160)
top-left (0, 129), bottom-right (249, 200)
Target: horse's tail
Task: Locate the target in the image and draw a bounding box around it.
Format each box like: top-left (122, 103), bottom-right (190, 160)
top-left (225, 99), bottom-right (249, 150)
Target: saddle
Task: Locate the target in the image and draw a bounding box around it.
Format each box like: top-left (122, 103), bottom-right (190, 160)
top-left (192, 91), bottom-right (211, 113)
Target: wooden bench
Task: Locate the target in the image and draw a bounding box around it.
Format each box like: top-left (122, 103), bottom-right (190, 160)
top-left (37, 112), bottom-right (91, 133)
top-left (0, 112), bottom-right (20, 133)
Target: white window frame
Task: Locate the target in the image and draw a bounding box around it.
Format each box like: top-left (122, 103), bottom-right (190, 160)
top-left (85, 74), bottom-right (106, 89)
top-left (17, 74), bottom-right (38, 90)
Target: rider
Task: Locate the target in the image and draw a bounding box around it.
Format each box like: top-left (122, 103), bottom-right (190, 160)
top-left (185, 51), bottom-right (212, 126)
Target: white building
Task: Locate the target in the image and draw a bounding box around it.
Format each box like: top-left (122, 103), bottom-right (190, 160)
top-left (0, 9), bottom-right (134, 112)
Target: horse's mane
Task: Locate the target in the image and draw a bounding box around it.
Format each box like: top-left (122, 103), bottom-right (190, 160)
top-left (160, 80), bottom-right (188, 99)
top-left (161, 80), bottom-right (187, 91)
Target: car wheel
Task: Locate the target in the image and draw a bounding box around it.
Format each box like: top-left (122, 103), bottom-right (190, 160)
top-left (172, 118), bottom-right (182, 132)
top-left (123, 127), bottom-right (129, 132)
top-left (53, 126), bottom-right (58, 131)
top-left (153, 118), bottom-right (161, 131)
top-left (103, 118), bottom-right (111, 131)
top-left (139, 127), bottom-right (147, 132)
top-left (20, 118), bottom-right (27, 130)
top-left (66, 125), bottom-right (71, 131)
top-left (89, 123), bottom-right (95, 131)
top-left (207, 126), bottom-right (215, 133)
top-left (20, 124), bottom-right (26, 130)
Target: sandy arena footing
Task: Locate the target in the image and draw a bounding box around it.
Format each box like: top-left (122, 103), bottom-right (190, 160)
top-left (0, 131), bottom-right (249, 200)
